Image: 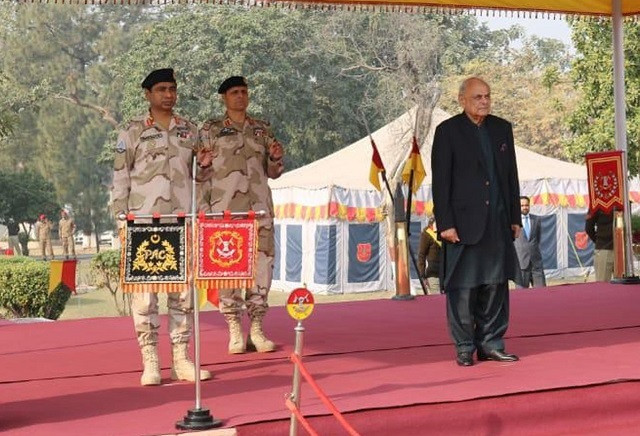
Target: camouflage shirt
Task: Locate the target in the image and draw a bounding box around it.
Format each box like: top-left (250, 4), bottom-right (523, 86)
top-left (36, 220), bottom-right (52, 241)
top-left (111, 113), bottom-right (200, 217)
top-left (198, 114), bottom-right (284, 254)
top-left (58, 217), bottom-right (75, 238)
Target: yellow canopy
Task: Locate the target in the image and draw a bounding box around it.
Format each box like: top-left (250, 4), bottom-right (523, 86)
top-left (284, 0), bottom-right (639, 17)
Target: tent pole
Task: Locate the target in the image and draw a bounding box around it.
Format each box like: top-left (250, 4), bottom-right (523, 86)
top-left (611, 0), bottom-right (639, 281)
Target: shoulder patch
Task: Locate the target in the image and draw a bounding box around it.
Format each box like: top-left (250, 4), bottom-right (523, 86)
top-left (116, 139), bottom-right (126, 154)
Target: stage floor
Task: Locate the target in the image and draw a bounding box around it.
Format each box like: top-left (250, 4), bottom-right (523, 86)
top-left (2, 282), bottom-right (640, 435)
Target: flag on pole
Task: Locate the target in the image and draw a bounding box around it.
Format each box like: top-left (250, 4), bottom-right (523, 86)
top-left (48, 260), bottom-right (77, 294)
top-left (369, 139), bottom-right (385, 191)
top-left (402, 136), bottom-right (426, 192)
top-left (198, 287), bottom-right (219, 308)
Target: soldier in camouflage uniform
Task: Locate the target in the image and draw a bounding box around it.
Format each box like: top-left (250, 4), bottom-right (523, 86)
top-left (111, 68), bottom-right (212, 386)
top-left (198, 76), bottom-right (284, 354)
top-left (58, 210), bottom-right (76, 260)
top-left (36, 214), bottom-right (54, 260)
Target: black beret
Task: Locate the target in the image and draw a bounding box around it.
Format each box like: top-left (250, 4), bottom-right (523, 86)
top-left (218, 76), bottom-right (248, 94)
top-left (141, 68), bottom-right (176, 90)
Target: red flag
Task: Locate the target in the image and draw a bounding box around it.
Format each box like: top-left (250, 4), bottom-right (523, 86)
top-left (369, 139), bottom-right (385, 191)
top-left (586, 150), bottom-right (624, 213)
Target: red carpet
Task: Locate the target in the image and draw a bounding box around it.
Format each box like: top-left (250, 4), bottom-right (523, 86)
top-left (1, 282), bottom-right (640, 435)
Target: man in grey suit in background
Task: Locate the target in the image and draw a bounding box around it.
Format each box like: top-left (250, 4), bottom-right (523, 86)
top-left (514, 196), bottom-right (546, 288)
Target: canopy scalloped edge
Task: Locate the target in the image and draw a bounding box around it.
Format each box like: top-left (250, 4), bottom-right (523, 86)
top-left (2, 0), bottom-right (638, 19)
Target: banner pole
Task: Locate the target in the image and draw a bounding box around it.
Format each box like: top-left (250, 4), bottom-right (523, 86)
top-left (175, 155), bottom-right (222, 430)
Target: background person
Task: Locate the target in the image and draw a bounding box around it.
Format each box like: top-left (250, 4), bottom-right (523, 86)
top-left (585, 210), bottom-right (614, 281)
top-left (514, 196), bottom-right (546, 288)
top-left (417, 217), bottom-right (441, 295)
top-left (35, 214), bottom-right (54, 260)
top-left (58, 210), bottom-right (76, 260)
top-left (7, 218), bottom-right (22, 256)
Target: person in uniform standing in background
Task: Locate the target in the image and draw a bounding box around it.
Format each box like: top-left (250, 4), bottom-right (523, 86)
top-left (514, 196), bottom-right (546, 288)
top-left (198, 76), bottom-right (284, 354)
top-left (111, 68), bottom-right (212, 386)
top-left (417, 217), bottom-right (441, 295)
top-left (36, 214), bottom-right (54, 261)
top-left (585, 210), bottom-right (614, 281)
top-left (58, 210), bottom-right (77, 260)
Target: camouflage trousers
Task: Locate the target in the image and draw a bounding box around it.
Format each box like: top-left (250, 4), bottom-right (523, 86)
top-left (61, 235), bottom-right (76, 257)
top-left (39, 238), bottom-right (53, 258)
top-left (219, 252), bottom-right (273, 318)
top-left (130, 289), bottom-right (194, 347)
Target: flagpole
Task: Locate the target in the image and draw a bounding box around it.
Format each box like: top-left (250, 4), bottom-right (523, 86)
top-left (404, 109), bottom-right (428, 296)
top-left (175, 156), bottom-right (222, 431)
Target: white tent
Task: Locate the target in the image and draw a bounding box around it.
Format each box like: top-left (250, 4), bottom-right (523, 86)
top-left (269, 107), bottom-right (632, 293)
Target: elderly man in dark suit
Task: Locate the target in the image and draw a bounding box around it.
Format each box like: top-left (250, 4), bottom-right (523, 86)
top-left (431, 77), bottom-right (523, 367)
top-left (514, 196), bottom-right (546, 288)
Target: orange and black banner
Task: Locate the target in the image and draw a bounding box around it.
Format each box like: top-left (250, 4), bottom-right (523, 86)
top-left (195, 217), bottom-right (257, 290)
top-left (586, 150), bottom-right (624, 214)
top-left (121, 222), bottom-right (187, 293)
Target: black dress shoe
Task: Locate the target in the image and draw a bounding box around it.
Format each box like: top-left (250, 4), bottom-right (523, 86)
top-left (477, 349), bottom-right (519, 362)
top-left (456, 352), bottom-right (474, 366)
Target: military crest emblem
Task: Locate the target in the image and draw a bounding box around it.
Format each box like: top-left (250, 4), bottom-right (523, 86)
top-left (196, 218), bottom-right (258, 290)
top-left (356, 243), bottom-right (372, 263)
top-left (122, 222), bottom-right (187, 291)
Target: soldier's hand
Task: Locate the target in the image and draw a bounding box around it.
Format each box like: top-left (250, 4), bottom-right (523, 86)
top-left (440, 228), bottom-right (460, 243)
top-left (269, 141), bottom-right (284, 161)
top-left (196, 148), bottom-right (215, 168)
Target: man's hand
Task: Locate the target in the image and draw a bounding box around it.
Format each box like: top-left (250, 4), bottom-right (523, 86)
top-left (196, 148), bottom-right (215, 168)
top-left (269, 141), bottom-right (284, 161)
top-left (511, 224), bottom-right (521, 239)
top-left (440, 227), bottom-right (460, 243)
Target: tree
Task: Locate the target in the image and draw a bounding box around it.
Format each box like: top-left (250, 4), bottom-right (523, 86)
top-left (0, 170), bottom-right (60, 232)
top-left (566, 19), bottom-right (640, 174)
top-left (438, 34), bottom-right (576, 160)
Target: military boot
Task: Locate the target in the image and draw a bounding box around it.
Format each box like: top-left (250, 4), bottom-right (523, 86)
top-left (246, 314), bottom-right (276, 353)
top-left (140, 344), bottom-right (161, 386)
top-left (171, 342), bottom-right (212, 382)
top-left (224, 314), bottom-right (246, 354)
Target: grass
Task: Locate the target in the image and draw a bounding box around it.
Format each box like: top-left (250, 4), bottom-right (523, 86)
top-left (59, 259), bottom-right (592, 321)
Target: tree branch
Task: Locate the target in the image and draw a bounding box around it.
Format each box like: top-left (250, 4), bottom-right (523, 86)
top-left (54, 93), bottom-right (119, 128)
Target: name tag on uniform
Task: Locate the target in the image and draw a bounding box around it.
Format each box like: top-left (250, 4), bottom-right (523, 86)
top-left (218, 127), bottom-right (236, 137)
top-left (140, 133), bottom-right (163, 142)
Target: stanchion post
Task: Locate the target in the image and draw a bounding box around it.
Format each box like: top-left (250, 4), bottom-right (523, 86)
top-left (289, 320), bottom-right (305, 436)
top-left (176, 156), bottom-right (222, 431)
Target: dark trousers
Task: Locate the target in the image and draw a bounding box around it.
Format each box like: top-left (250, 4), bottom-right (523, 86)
top-left (517, 265), bottom-right (546, 289)
top-left (446, 282), bottom-right (509, 354)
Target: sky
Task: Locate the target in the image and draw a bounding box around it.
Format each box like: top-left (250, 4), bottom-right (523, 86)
top-left (482, 16), bottom-right (573, 47)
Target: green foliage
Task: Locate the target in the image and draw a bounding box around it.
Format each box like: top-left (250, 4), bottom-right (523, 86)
top-left (0, 170), bottom-right (60, 225)
top-left (0, 258), bottom-right (71, 319)
top-left (91, 248), bottom-right (128, 315)
top-left (566, 20), bottom-right (640, 174)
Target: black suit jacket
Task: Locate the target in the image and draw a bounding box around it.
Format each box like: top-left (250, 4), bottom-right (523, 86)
top-left (514, 214), bottom-right (543, 269)
top-left (431, 112), bottom-right (521, 245)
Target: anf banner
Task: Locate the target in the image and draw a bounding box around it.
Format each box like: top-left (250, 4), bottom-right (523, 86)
top-left (121, 222), bottom-right (187, 293)
top-left (196, 218), bottom-right (257, 291)
top-left (586, 151), bottom-right (624, 214)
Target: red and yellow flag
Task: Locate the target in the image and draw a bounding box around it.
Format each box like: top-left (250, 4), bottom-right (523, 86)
top-left (369, 139), bottom-right (385, 191)
top-left (401, 136), bottom-right (426, 192)
top-left (48, 260), bottom-right (77, 294)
